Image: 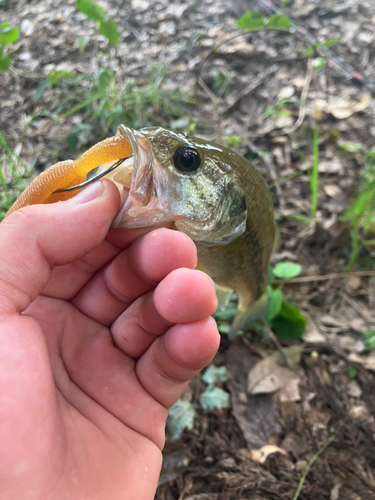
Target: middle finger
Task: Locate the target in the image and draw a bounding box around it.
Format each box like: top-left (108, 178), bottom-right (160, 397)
top-left (71, 228), bottom-right (197, 325)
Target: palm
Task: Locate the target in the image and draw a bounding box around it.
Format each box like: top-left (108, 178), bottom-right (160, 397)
top-left (14, 296), bottom-right (163, 500)
top-left (0, 184), bottom-right (219, 500)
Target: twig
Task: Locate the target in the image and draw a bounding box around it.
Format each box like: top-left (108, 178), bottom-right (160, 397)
top-left (275, 270), bottom-right (375, 284)
top-left (293, 418), bottom-right (348, 500)
top-left (261, 319), bottom-right (293, 369)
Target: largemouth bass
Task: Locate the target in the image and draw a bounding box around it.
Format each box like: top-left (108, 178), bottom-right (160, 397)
top-left (7, 126), bottom-right (276, 336)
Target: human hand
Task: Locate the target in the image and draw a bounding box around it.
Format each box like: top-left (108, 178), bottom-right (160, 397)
top-left (0, 180), bottom-right (219, 500)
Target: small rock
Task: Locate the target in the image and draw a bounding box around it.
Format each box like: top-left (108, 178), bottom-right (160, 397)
top-left (347, 380), bottom-right (362, 398)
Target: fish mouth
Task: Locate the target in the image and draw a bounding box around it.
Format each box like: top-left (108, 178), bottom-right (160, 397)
top-left (110, 125), bottom-right (173, 228)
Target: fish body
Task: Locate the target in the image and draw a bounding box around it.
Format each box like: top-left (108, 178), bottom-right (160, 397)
top-left (7, 126), bottom-right (276, 336)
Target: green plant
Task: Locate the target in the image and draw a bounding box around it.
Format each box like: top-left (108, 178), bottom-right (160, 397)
top-left (364, 330), bottom-right (375, 350)
top-left (267, 262), bottom-right (306, 340)
top-left (221, 135), bottom-right (241, 148)
top-left (262, 97), bottom-right (297, 120)
top-left (0, 132), bottom-right (31, 220)
top-left (310, 122), bottom-right (319, 217)
top-left (237, 11), bottom-right (291, 31)
top-left (76, 0), bottom-right (119, 47)
top-left (214, 262), bottom-right (305, 341)
top-left (343, 149), bottom-right (375, 268)
top-left (0, 22), bottom-right (19, 71)
top-left (166, 365), bottom-right (231, 440)
top-left (33, 66), bottom-right (186, 151)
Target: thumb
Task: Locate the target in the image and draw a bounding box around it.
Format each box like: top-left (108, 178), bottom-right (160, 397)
top-left (0, 180), bottom-right (120, 316)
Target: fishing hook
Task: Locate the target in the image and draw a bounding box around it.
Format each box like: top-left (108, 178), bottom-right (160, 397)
top-left (53, 157), bottom-right (130, 193)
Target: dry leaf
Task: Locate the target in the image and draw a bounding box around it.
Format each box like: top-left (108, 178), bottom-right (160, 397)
top-left (249, 445), bottom-right (288, 464)
top-left (330, 483), bottom-right (342, 500)
top-left (348, 352), bottom-right (375, 371)
top-left (323, 185), bottom-right (343, 198)
top-left (278, 378), bottom-right (301, 403)
top-left (313, 93), bottom-right (371, 120)
top-left (347, 381), bottom-right (361, 398)
top-left (303, 315), bottom-right (326, 343)
top-left (247, 345), bottom-right (303, 395)
top-left (321, 315), bottom-right (348, 328)
top-left (278, 86), bottom-right (294, 100)
top-left (327, 92), bottom-right (371, 119)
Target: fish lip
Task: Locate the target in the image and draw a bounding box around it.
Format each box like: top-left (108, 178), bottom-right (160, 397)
top-left (112, 125), bottom-right (173, 228)
top-left (119, 125), bottom-right (154, 203)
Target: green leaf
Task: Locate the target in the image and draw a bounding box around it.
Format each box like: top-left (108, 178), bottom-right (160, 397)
top-left (218, 324), bottom-right (230, 335)
top-left (35, 78), bottom-right (49, 99)
top-left (237, 11), bottom-right (265, 30)
top-left (99, 17), bottom-right (120, 46)
top-left (265, 286), bottom-right (283, 321)
top-left (66, 132), bottom-right (79, 152)
top-left (312, 57), bottom-right (326, 71)
top-left (273, 262), bottom-right (302, 279)
top-left (323, 37), bottom-right (340, 48)
top-left (214, 303), bottom-right (237, 322)
top-left (47, 69), bottom-right (73, 86)
top-left (202, 365), bottom-right (231, 385)
top-left (271, 301), bottom-right (306, 340)
top-left (266, 13), bottom-right (291, 28)
top-left (78, 35), bottom-right (90, 53)
top-left (347, 366), bottom-right (358, 379)
top-left (364, 330), bottom-right (375, 350)
top-left (276, 109), bottom-right (292, 117)
top-left (0, 54), bottom-right (10, 71)
top-left (338, 142), bottom-right (363, 153)
top-left (98, 67), bottom-right (114, 87)
top-left (0, 24), bottom-right (19, 45)
top-left (303, 46), bottom-right (315, 56)
top-left (200, 386), bottom-right (231, 411)
top-left (166, 400), bottom-right (196, 441)
top-left (268, 266), bottom-right (275, 285)
top-left (221, 135), bottom-right (241, 148)
top-left (76, 0), bottom-right (106, 22)
top-left (262, 106), bottom-right (274, 119)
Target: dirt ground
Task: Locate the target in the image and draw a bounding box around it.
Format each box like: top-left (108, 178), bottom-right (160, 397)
top-left (2, 0), bottom-right (375, 498)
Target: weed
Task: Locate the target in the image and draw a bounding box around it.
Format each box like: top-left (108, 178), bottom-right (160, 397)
top-left (76, 0), bottom-right (119, 47)
top-left (0, 132), bottom-right (32, 220)
top-left (0, 22), bottom-right (19, 71)
top-left (343, 149), bottom-right (375, 268)
top-left (33, 65), bottom-right (187, 152)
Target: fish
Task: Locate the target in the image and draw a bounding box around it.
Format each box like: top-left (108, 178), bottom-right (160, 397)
top-left (6, 126), bottom-right (276, 337)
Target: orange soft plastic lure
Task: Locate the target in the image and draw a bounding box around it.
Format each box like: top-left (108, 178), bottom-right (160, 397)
top-left (6, 135), bottom-right (132, 216)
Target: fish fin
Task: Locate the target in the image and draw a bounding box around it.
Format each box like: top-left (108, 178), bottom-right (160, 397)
top-left (215, 285), bottom-right (233, 310)
top-left (6, 136), bottom-right (132, 216)
top-left (272, 222), bottom-right (280, 253)
top-left (229, 289), bottom-right (268, 340)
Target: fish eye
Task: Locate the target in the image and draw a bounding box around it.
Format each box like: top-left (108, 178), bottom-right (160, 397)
top-left (173, 145), bottom-right (201, 173)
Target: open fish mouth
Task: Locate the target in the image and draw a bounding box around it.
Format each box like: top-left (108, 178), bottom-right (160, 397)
top-left (109, 126), bottom-right (174, 228)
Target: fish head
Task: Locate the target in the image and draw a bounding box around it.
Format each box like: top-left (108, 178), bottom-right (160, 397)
top-left (112, 126), bottom-right (248, 246)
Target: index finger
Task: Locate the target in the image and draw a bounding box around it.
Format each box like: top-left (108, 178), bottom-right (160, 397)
top-left (42, 224), bottom-right (173, 301)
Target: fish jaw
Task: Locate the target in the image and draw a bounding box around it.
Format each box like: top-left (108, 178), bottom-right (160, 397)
top-left (112, 125), bottom-right (176, 228)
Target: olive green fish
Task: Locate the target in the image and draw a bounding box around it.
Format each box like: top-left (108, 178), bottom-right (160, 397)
top-left (7, 126), bottom-right (276, 336)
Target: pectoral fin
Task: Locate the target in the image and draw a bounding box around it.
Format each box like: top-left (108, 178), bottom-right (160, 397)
top-left (215, 285), bottom-right (233, 310)
top-left (6, 135), bottom-right (132, 216)
top-left (229, 289), bottom-right (268, 340)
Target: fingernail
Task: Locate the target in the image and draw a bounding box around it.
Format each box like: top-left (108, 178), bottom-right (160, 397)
top-left (73, 181), bottom-right (105, 204)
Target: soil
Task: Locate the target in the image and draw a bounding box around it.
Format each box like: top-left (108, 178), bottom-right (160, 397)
top-left (2, 0), bottom-right (375, 498)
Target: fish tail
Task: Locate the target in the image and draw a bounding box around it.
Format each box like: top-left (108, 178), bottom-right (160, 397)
top-left (228, 289), bottom-right (268, 340)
